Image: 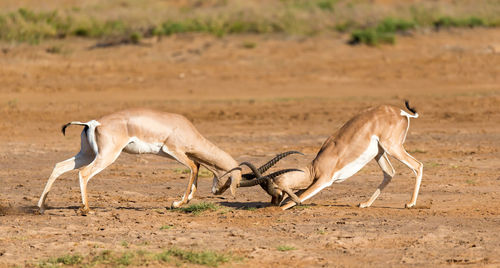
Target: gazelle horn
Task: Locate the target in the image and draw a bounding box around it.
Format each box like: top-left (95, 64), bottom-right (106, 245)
top-left (242, 151), bottom-right (304, 180)
top-left (238, 169), bottom-right (303, 187)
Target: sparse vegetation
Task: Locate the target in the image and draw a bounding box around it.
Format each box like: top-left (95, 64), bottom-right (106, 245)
top-left (45, 45), bottom-right (62, 54)
top-left (277, 245), bottom-right (297, 251)
top-left (242, 41), bottom-right (257, 49)
top-left (7, 99), bottom-right (18, 109)
top-left (0, 1), bottom-right (498, 44)
top-left (176, 202), bottom-right (220, 215)
top-left (293, 204), bottom-right (312, 210)
top-left (38, 248), bottom-right (236, 267)
top-left (160, 224), bottom-right (173, 230)
top-left (172, 167), bottom-right (211, 177)
top-left (173, 168), bottom-right (191, 174)
top-left (199, 167), bottom-right (213, 178)
top-left (427, 162), bottom-right (441, 168)
top-left (434, 16), bottom-right (487, 29)
top-left (39, 254), bottom-right (83, 267)
top-left (167, 248), bottom-right (233, 267)
top-left (465, 179), bottom-right (477, 185)
top-left (349, 18), bottom-right (415, 46)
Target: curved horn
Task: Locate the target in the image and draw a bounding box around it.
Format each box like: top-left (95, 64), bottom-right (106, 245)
top-left (242, 151), bottom-right (304, 180)
top-left (238, 169), bottom-right (303, 187)
top-left (239, 161), bottom-right (262, 178)
top-left (257, 151), bottom-right (304, 174)
top-left (218, 166), bottom-right (242, 179)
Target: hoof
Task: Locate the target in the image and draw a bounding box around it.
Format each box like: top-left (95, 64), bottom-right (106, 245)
top-left (78, 207), bottom-right (92, 216)
top-left (36, 206), bottom-right (45, 215)
top-left (358, 203), bottom-right (369, 208)
top-left (171, 201), bottom-right (183, 209)
top-left (405, 203), bottom-right (415, 209)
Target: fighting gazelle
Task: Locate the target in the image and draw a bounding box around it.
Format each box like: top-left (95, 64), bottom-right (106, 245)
top-left (37, 108), bottom-right (295, 215)
top-left (242, 101), bottom-right (423, 210)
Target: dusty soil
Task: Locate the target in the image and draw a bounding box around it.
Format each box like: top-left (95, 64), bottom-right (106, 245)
top-left (0, 28), bottom-right (499, 267)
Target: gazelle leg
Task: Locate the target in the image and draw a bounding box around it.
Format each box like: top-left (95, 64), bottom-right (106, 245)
top-left (187, 163), bottom-right (201, 202)
top-left (282, 187), bottom-right (302, 205)
top-left (386, 145), bottom-right (423, 208)
top-left (359, 152), bottom-right (395, 208)
top-left (77, 147), bottom-right (123, 215)
top-left (280, 177), bottom-right (332, 210)
top-left (168, 152), bottom-right (199, 208)
top-left (37, 153), bottom-right (93, 213)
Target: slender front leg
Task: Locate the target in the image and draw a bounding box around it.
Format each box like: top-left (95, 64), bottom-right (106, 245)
top-left (171, 153), bottom-right (199, 208)
top-left (280, 177), bottom-right (332, 210)
top-left (187, 163), bottom-right (201, 201)
top-left (282, 187), bottom-right (302, 206)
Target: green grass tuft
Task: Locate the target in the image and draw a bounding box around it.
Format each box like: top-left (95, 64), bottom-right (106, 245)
top-left (349, 17), bottom-right (414, 46)
top-left (178, 202), bottom-right (220, 215)
top-left (277, 245), bottom-right (297, 251)
top-left (465, 179), bottom-right (477, 185)
top-left (377, 17), bottom-right (416, 33)
top-left (38, 248), bottom-right (235, 267)
top-left (242, 41), bottom-right (257, 49)
top-left (129, 31), bottom-right (142, 44)
top-left (39, 254), bottom-right (83, 267)
top-left (434, 16), bottom-right (486, 28)
top-left (160, 224), bottom-right (174, 230)
top-left (166, 248), bottom-right (231, 267)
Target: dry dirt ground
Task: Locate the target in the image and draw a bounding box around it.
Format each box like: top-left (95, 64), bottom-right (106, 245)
top-left (0, 28), bottom-right (499, 267)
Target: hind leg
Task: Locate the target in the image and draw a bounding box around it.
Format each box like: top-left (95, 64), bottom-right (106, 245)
top-left (359, 152), bottom-right (395, 208)
top-left (386, 145), bottom-right (423, 208)
top-left (77, 145), bottom-right (124, 215)
top-left (37, 152), bottom-right (93, 213)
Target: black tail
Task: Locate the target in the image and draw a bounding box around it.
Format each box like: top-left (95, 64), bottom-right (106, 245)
top-left (404, 100), bottom-right (417, 115)
top-left (61, 123), bottom-right (71, 135)
top-left (61, 122), bottom-right (88, 136)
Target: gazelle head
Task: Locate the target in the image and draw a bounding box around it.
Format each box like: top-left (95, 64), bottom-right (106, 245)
top-left (211, 151), bottom-right (304, 196)
top-left (211, 167), bottom-right (242, 196)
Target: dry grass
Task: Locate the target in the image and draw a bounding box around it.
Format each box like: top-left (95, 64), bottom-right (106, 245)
top-left (37, 248), bottom-right (236, 267)
top-left (0, 0), bottom-right (499, 44)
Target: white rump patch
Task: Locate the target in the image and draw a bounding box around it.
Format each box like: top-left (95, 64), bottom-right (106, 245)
top-left (331, 135), bottom-right (380, 183)
top-left (85, 120), bottom-right (101, 155)
top-left (123, 137), bottom-right (163, 154)
top-left (400, 110), bottom-right (419, 118)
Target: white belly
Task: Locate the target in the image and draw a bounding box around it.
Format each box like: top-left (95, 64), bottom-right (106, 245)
top-left (123, 137), bottom-right (163, 154)
top-left (332, 135), bottom-right (380, 183)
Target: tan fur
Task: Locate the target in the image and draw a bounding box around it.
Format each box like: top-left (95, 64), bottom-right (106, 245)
top-left (276, 105), bottom-right (423, 210)
top-left (37, 108), bottom-right (241, 215)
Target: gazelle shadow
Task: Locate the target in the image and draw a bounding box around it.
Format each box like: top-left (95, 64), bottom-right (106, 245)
top-left (219, 201), bottom-right (270, 209)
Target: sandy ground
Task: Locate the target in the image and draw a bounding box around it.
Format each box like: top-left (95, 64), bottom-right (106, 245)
top-left (0, 28), bottom-right (499, 267)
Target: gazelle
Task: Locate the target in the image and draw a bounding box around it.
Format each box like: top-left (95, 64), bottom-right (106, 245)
top-left (37, 108), bottom-right (297, 215)
top-left (245, 101), bottom-right (423, 210)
